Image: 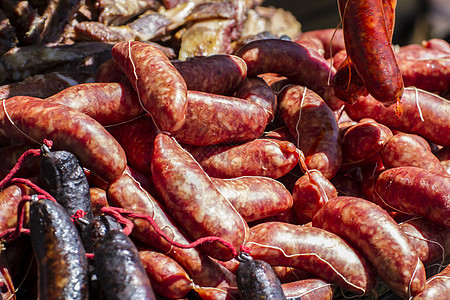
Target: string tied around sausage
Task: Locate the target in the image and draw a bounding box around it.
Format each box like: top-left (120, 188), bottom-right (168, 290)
top-left (101, 206), bottom-right (251, 260)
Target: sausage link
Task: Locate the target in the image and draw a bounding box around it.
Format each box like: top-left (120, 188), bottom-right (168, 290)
top-left (373, 166), bottom-right (450, 228)
top-left (282, 278), bottom-right (334, 300)
top-left (278, 85), bottom-right (342, 179)
top-left (312, 196), bottom-right (427, 298)
top-left (245, 221), bottom-right (375, 295)
top-left (112, 41), bottom-right (187, 132)
top-left (172, 54), bottom-right (247, 95)
top-left (0, 96), bottom-right (127, 182)
top-left (151, 133), bottom-right (248, 261)
top-left (29, 198), bottom-right (89, 300)
top-left (211, 176), bottom-right (293, 223)
top-left (412, 264), bottom-right (450, 300)
top-left (235, 77), bottom-right (277, 121)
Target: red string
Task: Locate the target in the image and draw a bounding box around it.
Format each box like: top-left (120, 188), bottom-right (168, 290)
top-left (71, 209), bottom-right (87, 221)
top-left (0, 148), bottom-right (41, 190)
top-left (101, 206), bottom-right (245, 258)
top-left (10, 178), bottom-right (56, 203)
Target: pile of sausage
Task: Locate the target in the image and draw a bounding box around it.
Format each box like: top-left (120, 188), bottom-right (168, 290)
top-left (0, 0), bottom-right (449, 299)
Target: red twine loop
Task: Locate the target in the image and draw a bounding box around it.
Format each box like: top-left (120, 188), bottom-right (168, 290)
top-left (101, 206), bottom-right (244, 259)
top-left (71, 209), bottom-right (87, 221)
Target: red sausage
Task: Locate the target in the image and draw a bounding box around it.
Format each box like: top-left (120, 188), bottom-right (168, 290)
top-left (184, 138), bottom-right (300, 179)
top-left (312, 196), bottom-right (427, 298)
top-left (0, 96), bottom-right (127, 182)
top-left (292, 170), bottom-right (337, 224)
top-left (106, 170), bottom-right (230, 288)
top-left (341, 119), bottom-right (393, 168)
top-left (46, 82), bottom-right (144, 126)
top-left (235, 39), bottom-right (345, 110)
top-left (398, 57), bottom-right (450, 96)
top-left (139, 250), bottom-right (193, 299)
top-left (373, 166), bottom-right (450, 228)
top-left (210, 176), bottom-right (293, 223)
top-left (0, 185), bottom-right (25, 232)
top-left (381, 132), bottom-right (446, 174)
top-left (107, 115), bottom-right (159, 176)
top-left (245, 221), bottom-right (376, 295)
top-left (298, 28), bottom-right (345, 59)
top-left (89, 187), bottom-right (109, 217)
top-left (399, 218), bottom-right (450, 267)
top-left (151, 133), bottom-right (249, 261)
top-left (171, 54), bottom-right (247, 95)
top-left (339, 0), bottom-right (404, 107)
top-left (235, 77), bottom-right (277, 121)
top-left (282, 279), bottom-right (334, 300)
top-left (278, 84), bottom-right (342, 179)
top-left (111, 41), bottom-right (187, 132)
top-left (345, 88), bottom-right (450, 147)
top-left (172, 90), bottom-right (269, 146)
top-left (412, 264), bottom-right (450, 300)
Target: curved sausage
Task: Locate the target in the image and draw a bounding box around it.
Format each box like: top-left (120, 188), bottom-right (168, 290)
top-left (29, 198), bottom-right (89, 300)
top-left (278, 84), bottom-right (342, 179)
top-left (172, 54), bottom-right (247, 95)
top-left (111, 41), bottom-right (187, 132)
top-left (94, 230), bottom-right (157, 300)
top-left (151, 133), bottom-right (248, 261)
top-left (345, 88), bottom-right (450, 147)
top-left (184, 138), bottom-right (300, 179)
top-left (211, 176), bottom-right (293, 223)
top-left (282, 278), bottom-right (334, 300)
top-left (312, 196), bottom-right (426, 298)
top-left (0, 96), bottom-right (127, 182)
top-left (245, 221), bottom-right (375, 295)
top-left (373, 166), bottom-right (450, 228)
top-left (172, 90), bottom-right (269, 146)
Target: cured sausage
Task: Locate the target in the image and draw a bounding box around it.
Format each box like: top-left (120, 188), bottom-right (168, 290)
top-left (151, 133), bottom-right (248, 261)
top-left (278, 84), bottom-right (342, 179)
top-left (245, 221), bottom-right (375, 295)
top-left (312, 196), bottom-right (427, 298)
top-left (111, 41), bottom-right (187, 132)
top-left (0, 96), bottom-right (127, 182)
top-left (29, 198), bottom-right (89, 300)
top-left (373, 166), bottom-right (450, 228)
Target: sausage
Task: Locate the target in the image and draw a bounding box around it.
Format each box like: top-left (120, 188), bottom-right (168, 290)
top-left (278, 84), bottom-right (342, 179)
top-left (46, 82), bottom-right (144, 126)
top-left (398, 58), bottom-right (450, 96)
top-left (422, 38), bottom-right (450, 53)
top-left (235, 77), bottom-right (277, 121)
top-left (235, 38), bottom-right (344, 110)
top-left (380, 132), bottom-right (446, 174)
top-left (298, 28), bottom-right (345, 59)
top-left (184, 138), bottom-right (300, 179)
top-left (345, 88), bottom-right (450, 147)
top-left (399, 218), bottom-right (450, 267)
top-left (172, 90), bottom-right (269, 146)
top-left (245, 221), bottom-right (376, 295)
top-left (210, 176), bottom-right (293, 223)
top-left (95, 59), bottom-right (128, 83)
top-left (171, 54), bottom-right (247, 95)
top-left (111, 41), bottom-right (187, 133)
top-left (0, 96), bottom-right (127, 183)
top-left (312, 196), bottom-right (427, 298)
top-left (341, 119), bottom-right (393, 169)
top-left (272, 266), bottom-right (310, 284)
top-left (373, 166), bottom-right (450, 228)
top-left (339, 0), bottom-right (404, 107)
top-left (282, 279), bottom-right (334, 300)
top-left (94, 230), bottom-right (157, 300)
top-left (151, 133), bottom-right (248, 261)
top-left (39, 150), bottom-right (94, 223)
top-left (29, 198), bottom-right (89, 300)
top-left (412, 264), bottom-right (450, 300)
top-left (106, 170), bottom-right (230, 288)
top-left (89, 187), bottom-right (109, 217)
top-left (107, 115), bottom-right (159, 176)
top-left (81, 214), bottom-right (122, 253)
top-left (294, 35), bottom-right (325, 57)
top-left (0, 184), bottom-right (25, 232)
top-left (332, 56), bottom-right (368, 105)
top-left (292, 170), bottom-right (337, 224)
top-left (139, 250), bottom-right (193, 299)
top-left (395, 44), bottom-right (450, 60)
top-left (236, 252), bottom-right (287, 300)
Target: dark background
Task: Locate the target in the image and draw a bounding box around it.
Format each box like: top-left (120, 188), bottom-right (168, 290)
top-left (262, 0), bottom-right (432, 46)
